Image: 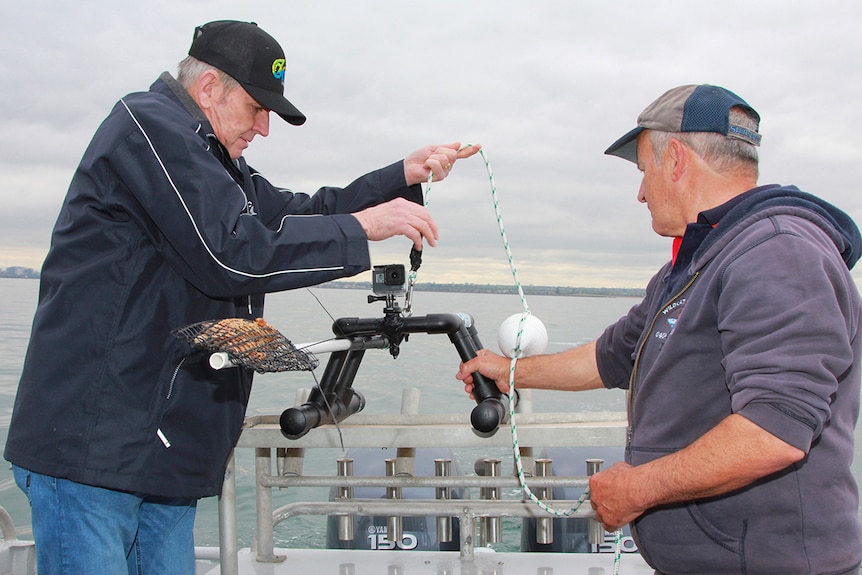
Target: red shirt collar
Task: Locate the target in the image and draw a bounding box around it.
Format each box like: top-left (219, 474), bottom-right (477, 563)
top-left (671, 236), bottom-right (684, 265)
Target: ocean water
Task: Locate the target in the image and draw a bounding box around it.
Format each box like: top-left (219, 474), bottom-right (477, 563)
top-left (1, 277), bottom-right (860, 552)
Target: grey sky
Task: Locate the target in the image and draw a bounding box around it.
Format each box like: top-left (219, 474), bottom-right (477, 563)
top-left (2, 0), bottom-right (860, 288)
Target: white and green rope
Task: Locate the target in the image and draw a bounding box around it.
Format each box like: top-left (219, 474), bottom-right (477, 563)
top-left (421, 145), bottom-right (623, 572)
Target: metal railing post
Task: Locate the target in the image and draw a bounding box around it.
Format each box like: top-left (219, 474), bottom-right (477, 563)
top-left (255, 447), bottom-right (285, 563)
top-left (435, 458), bottom-right (453, 543)
top-left (218, 452), bottom-right (238, 575)
top-left (385, 458), bottom-right (402, 544)
top-left (535, 458), bottom-right (554, 545)
top-left (481, 458), bottom-right (502, 544)
top-left (586, 458), bottom-right (605, 546)
top-left (336, 458), bottom-right (354, 542)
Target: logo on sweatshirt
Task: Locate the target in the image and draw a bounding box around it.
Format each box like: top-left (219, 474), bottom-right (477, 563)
top-left (654, 298), bottom-right (686, 342)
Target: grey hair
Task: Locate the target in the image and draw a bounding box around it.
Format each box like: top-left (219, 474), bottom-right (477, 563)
top-left (649, 107), bottom-right (760, 179)
top-left (176, 56), bottom-right (240, 92)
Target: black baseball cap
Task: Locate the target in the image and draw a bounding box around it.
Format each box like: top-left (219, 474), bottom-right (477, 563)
top-left (189, 20), bottom-right (306, 126)
top-left (605, 84), bottom-right (761, 163)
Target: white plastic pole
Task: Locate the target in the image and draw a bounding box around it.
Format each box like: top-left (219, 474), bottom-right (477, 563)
top-left (208, 339), bottom-right (354, 370)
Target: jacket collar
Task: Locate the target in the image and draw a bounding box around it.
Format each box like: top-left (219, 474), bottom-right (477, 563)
top-left (151, 72), bottom-right (245, 184)
top-left (155, 71), bottom-right (209, 124)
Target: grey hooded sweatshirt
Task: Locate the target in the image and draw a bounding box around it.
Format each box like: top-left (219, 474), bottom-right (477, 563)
top-left (596, 185), bottom-right (862, 574)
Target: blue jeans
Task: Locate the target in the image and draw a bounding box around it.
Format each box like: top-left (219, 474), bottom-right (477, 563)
top-left (13, 466), bottom-right (197, 575)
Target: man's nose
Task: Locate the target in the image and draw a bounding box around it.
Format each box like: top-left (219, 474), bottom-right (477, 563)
top-left (255, 110), bottom-right (270, 137)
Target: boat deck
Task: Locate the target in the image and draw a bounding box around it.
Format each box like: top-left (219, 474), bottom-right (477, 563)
top-left (195, 547), bottom-right (655, 574)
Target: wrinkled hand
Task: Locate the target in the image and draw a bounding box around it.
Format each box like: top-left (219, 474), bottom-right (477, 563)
top-left (404, 142), bottom-right (482, 186)
top-left (456, 348), bottom-right (512, 398)
top-left (353, 197), bottom-right (438, 250)
top-left (589, 462), bottom-right (647, 532)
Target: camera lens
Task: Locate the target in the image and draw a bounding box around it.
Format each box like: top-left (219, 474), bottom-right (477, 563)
top-left (387, 267), bottom-right (404, 284)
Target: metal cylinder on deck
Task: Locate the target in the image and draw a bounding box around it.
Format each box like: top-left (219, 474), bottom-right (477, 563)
top-left (534, 458), bottom-right (554, 545)
top-left (434, 458), bottom-right (453, 542)
top-left (480, 458), bottom-right (502, 544)
top-left (517, 445), bottom-right (534, 478)
top-left (385, 458), bottom-right (402, 543)
top-left (336, 458), bottom-right (354, 541)
top-left (277, 447), bottom-right (306, 483)
top-left (586, 458), bottom-right (605, 545)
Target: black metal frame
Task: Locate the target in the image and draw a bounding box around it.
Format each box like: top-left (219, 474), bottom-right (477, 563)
top-left (279, 295), bottom-right (509, 439)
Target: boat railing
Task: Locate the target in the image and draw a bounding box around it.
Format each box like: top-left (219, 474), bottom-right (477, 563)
top-left (0, 505), bottom-right (36, 575)
top-left (213, 387), bottom-right (628, 575)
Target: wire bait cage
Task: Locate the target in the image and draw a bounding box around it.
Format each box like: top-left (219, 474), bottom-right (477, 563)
top-left (172, 317), bottom-right (318, 373)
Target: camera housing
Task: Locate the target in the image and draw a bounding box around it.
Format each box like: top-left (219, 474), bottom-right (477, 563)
top-left (372, 264), bottom-right (406, 295)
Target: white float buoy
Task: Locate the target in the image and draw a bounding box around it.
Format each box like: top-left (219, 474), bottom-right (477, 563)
top-left (497, 313), bottom-right (548, 358)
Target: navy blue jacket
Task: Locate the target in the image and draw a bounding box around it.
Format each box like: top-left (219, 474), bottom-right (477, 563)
top-left (4, 74), bottom-right (422, 498)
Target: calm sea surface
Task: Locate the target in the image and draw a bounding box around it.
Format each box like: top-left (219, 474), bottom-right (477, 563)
top-left (1, 277), bottom-right (860, 551)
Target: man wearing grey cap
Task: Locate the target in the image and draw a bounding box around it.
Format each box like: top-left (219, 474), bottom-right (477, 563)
top-left (459, 84), bottom-right (862, 573)
top-left (5, 19), bottom-right (478, 575)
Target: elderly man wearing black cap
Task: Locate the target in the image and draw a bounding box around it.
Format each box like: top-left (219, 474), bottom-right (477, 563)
top-left (4, 19), bottom-right (478, 575)
top-left (458, 85), bottom-right (862, 573)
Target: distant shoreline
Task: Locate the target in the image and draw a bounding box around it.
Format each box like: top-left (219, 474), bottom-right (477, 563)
top-left (0, 267), bottom-right (39, 280)
top-left (0, 268), bottom-right (645, 298)
top-left (320, 280), bottom-right (644, 298)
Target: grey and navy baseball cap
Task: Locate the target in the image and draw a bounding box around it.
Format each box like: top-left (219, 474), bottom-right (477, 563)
top-left (189, 20), bottom-right (306, 126)
top-left (604, 84), bottom-right (761, 163)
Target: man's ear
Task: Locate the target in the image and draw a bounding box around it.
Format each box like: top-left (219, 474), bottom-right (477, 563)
top-left (192, 69), bottom-right (222, 112)
top-left (667, 138), bottom-right (688, 182)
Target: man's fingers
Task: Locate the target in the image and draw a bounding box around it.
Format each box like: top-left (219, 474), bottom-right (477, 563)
top-left (354, 198), bottom-right (437, 247)
top-left (456, 143), bottom-right (481, 159)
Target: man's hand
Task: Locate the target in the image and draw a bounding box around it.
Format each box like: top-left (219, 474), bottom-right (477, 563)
top-left (404, 142), bottom-right (482, 186)
top-left (456, 348), bottom-right (513, 397)
top-left (352, 197), bottom-right (438, 250)
top-left (589, 462), bottom-right (648, 532)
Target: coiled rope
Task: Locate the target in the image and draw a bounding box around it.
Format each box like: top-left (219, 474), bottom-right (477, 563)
top-left (421, 145), bottom-right (623, 573)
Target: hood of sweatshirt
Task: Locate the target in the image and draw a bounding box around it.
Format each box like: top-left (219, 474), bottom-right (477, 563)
top-left (694, 184), bottom-right (861, 272)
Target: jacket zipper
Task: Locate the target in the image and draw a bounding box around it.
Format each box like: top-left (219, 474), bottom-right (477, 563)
top-left (626, 271), bottom-right (698, 552)
top-left (166, 357), bottom-right (185, 400)
top-left (627, 271), bottom-right (699, 443)
top-left (157, 358), bottom-right (186, 449)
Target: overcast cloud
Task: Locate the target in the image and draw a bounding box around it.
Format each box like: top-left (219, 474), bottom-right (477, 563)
top-left (2, 0), bottom-right (860, 288)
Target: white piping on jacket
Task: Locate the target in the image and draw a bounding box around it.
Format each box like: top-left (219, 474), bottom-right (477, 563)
top-left (119, 99), bottom-right (345, 279)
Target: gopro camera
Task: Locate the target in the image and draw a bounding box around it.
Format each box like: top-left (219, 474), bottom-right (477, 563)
top-left (372, 264), bottom-right (406, 295)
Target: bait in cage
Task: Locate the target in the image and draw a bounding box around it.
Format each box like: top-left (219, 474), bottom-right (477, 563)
top-left (172, 317), bottom-right (319, 373)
